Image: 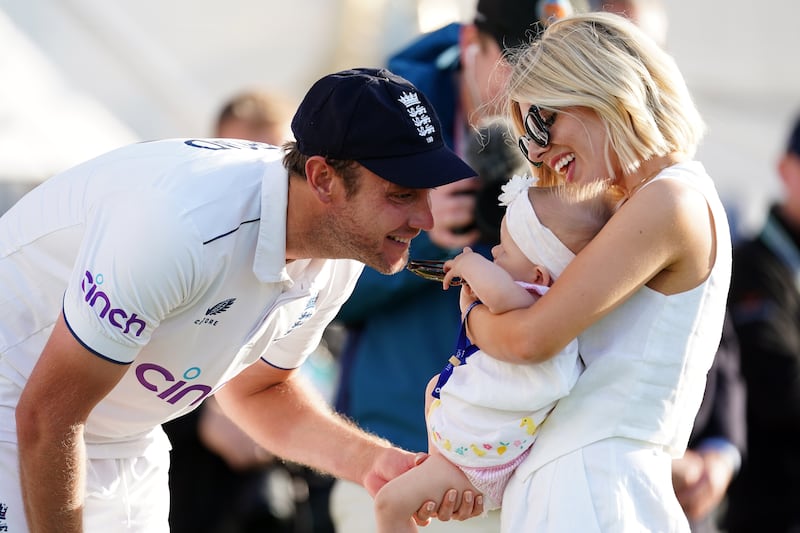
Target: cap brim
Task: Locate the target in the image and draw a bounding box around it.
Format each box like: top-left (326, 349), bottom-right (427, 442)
top-left (357, 145), bottom-right (477, 189)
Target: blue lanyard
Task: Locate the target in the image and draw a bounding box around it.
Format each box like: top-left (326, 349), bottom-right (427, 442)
top-left (431, 301), bottom-right (481, 399)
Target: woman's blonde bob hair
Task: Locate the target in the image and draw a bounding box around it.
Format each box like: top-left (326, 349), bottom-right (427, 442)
top-left (505, 12), bottom-right (705, 186)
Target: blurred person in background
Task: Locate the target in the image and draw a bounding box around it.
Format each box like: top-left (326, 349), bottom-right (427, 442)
top-left (328, 1), bottom-right (576, 532)
top-left (214, 89), bottom-right (294, 145)
top-left (723, 114), bottom-right (800, 533)
top-left (588, 0), bottom-right (667, 47)
top-left (673, 314), bottom-right (745, 533)
top-left (589, 4), bottom-right (747, 531)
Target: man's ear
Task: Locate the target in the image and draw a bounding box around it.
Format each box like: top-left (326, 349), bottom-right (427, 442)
top-left (304, 156), bottom-right (334, 204)
top-left (459, 23), bottom-right (480, 62)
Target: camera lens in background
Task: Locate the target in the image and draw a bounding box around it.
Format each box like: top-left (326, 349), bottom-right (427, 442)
top-left (464, 118), bottom-right (528, 245)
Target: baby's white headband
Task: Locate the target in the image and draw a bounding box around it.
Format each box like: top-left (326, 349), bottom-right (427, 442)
top-left (500, 175), bottom-right (575, 279)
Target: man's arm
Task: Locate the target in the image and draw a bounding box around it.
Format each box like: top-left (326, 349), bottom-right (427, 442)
top-left (214, 360), bottom-right (419, 496)
top-left (16, 313), bottom-right (130, 533)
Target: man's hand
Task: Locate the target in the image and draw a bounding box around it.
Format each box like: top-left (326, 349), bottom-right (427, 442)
top-left (363, 448), bottom-right (426, 497)
top-left (368, 451), bottom-right (485, 526)
top-left (673, 448), bottom-right (735, 520)
top-left (414, 489), bottom-right (485, 525)
top-left (428, 178), bottom-right (481, 250)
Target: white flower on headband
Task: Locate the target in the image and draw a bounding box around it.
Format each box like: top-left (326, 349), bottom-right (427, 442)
top-left (498, 174), bottom-right (536, 207)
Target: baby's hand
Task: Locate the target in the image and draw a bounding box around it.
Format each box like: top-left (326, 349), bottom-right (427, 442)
top-left (442, 247), bottom-right (477, 290)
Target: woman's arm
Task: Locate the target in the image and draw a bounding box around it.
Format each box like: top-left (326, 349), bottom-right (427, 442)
top-left (464, 179), bottom-right (715, 364)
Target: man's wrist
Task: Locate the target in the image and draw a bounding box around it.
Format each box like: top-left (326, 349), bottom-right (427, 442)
top-left (696, 437), bottom-right (742, 474)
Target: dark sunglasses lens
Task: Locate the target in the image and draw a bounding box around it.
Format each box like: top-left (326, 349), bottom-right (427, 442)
top-left (518, 136), bottom-right (529, 159)
top-left (525, 113), bottom-right (549, 147)
top-left (518, 136), bottom-right (543, 167)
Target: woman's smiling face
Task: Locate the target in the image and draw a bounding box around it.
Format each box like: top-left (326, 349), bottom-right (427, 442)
top-left (518, 104), bottom-right (620, 185)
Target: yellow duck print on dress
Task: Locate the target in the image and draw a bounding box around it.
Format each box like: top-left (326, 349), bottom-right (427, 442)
top-left (469, 444), bottom-right (486, 457)
top-left (431, 429), bottom-right (452, 451)
top-left (520, 417), bottom-right (537, 435)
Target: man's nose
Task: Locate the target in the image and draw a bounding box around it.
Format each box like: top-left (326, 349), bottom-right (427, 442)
top-left (411, 192), bottom-right (434, 231)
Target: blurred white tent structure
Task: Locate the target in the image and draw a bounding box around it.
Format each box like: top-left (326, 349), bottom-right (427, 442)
top-left (663, 2), bottom-right (800, 237)
top-left (1, 0), bottom-right (799, 233)
top-left (0, 8), bottom-right (137, 210)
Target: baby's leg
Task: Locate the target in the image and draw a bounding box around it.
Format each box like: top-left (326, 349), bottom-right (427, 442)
top-left (374, 453), bottom-right (479, 533)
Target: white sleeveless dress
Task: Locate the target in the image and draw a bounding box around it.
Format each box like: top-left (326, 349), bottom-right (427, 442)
top-left (500, 162), bottom-right (732, 533)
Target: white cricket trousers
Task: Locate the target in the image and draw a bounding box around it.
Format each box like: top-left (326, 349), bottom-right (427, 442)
top-left (0, 420), bottom-right (169, 532)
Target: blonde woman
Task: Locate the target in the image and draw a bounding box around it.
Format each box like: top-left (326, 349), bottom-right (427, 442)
top-left (437, 12), bottom-right (731, 532)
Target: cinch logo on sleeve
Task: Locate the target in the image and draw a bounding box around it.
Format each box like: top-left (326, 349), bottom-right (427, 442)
top-left (80, 270), bottom-right (146, 337)
top-left (135, 363), bottom-right (212, 406)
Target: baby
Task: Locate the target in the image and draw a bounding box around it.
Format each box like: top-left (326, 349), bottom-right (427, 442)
top-left (374, 175), bottom-right (616, 532)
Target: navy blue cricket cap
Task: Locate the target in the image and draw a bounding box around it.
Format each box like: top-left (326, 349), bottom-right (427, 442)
top-left (291, 68), bottom-right (476, 188)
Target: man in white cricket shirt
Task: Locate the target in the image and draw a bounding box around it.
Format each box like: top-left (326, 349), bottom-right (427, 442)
top-left (0, 68), bottom-right (478, 532)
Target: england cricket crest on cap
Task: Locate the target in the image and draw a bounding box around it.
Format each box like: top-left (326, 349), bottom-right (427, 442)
top-left (291, 68), bottom-right (475, 188)
top-left (398, 92), bottom-right (435, 143)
